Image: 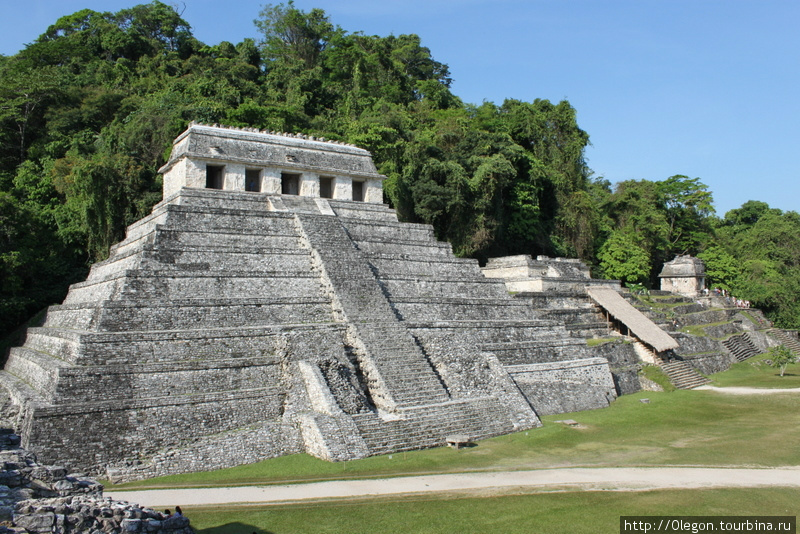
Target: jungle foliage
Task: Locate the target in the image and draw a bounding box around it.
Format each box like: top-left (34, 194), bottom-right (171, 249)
top-left (1, 1), bottom-right (798, 335)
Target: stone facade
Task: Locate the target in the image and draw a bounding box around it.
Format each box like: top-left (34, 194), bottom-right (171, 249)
top-left (659, 255), bottom-right (705, 297)
top-left (159, 123), bottom-right (385, 203)
top-left (482, 255), bottom-right (620, 294)
top-left (505, 358), bottom-right (617, 415)
top-left (0, 125), bottom-right (622, 481)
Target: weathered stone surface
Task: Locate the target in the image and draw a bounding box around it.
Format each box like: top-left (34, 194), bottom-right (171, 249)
top-left (13, 497), bottom-right (192, 534)
top-left (659, 255), bottom-right (706, 297)
top-left (0, 124), bottom-right (628, 481)
top-left (158, 123), bottom-right (385, 202)
top-left (0, 435), bottom-right (192, 534)
top-left (482, 255), bottom-right (620, 294)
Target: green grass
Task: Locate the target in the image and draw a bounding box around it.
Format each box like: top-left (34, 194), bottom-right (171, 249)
top-left (111, 388), bottom-right (800, 490)
top-left (680, 323), bottom-right (708, 337)
top-left (186, 488), bottom-right (799, 534)
top-left (586, 337), bottom-right (617, 347)
top-left (739, 310), bottom-right (769, 327)
top-left (638, 364), bottom-right (676, 392)
top-left (711, 352), bottom-right (800, 388)
top-left (680, 320), bottom-right (746, 338)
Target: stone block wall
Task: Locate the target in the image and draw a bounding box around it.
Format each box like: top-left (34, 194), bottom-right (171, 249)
top-left (1, 178), bottom-right (629, 479)
top-left (159, 123), bottom-right (386, 204)
top-left (585, 340), bottom-right (642, 395)
top-left (506, 358), bottom-right (617, 415)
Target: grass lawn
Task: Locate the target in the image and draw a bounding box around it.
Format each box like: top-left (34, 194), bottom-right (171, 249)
top-left (186, 488), bottom-right (798, 534)
top-left (679, 320), bottom-right (734, 338)
top-left (711, 353), bottom-right (800, 388)
top-left (112, 388), bottom-right (800, 490)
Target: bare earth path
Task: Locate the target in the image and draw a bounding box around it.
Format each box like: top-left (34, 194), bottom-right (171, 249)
top-left (106, 467), bottom-right (800, 507)
top-left (695, 385), bottom-right (800, 394)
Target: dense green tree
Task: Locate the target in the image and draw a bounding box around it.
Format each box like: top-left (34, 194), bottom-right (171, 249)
top-left (0, 2), bottom-right (257, 336)
top-left (255, 1), bottom-right (334, 66)
top-left (597, 230), bottom-right (651, 284)
top-left (499, 99), bottom-right (592, 257)
top-left (599, 175), bottom-right (715, 286)
top-left (767, 345), bottom-right (795, 377)
top-left (657, 175), bottom-right (714, 253)
top-left (0, 61), bottom-right (65, 165)
top-left (1, 1), bottom-right (797, 337)
top-left (721, 200), bottom-right (777, 228)
top-left (696, 245), bottom-right (741, 291)
top-left (712, 208), bottom-right (800, 328)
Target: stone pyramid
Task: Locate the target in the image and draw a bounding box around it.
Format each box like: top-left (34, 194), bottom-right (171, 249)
top-left (0, 124), bottom-right (617, 480)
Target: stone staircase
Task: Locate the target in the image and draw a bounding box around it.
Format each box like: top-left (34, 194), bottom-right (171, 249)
top-left (294, 212), bottom-right (541, 436)
top-left (332, 213), bottom-right (617, 416)
top-left (658, 359), bottom-right (711, 389)
top-left (351, 397), bottom-right (517, 455)
top-left (769, 329), bottom-right (800, 356)
top-left (0, 187), bottom-right (622, 477)
top-left (295, 212), bottom-right (451, 409)
top-left (722, 333), bottom-right (760, 362)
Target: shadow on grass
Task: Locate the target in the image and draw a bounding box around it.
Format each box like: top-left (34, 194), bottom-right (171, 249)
top-left (195, 522), bottom-right (275, 534)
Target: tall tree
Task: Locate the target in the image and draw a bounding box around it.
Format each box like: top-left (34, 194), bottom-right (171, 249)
top-left (255, 1), bottom-right (334, 67)
top-left (705, 203), bottom-right (800, 328)
top-left (599, 176), bottom-right (715, 286)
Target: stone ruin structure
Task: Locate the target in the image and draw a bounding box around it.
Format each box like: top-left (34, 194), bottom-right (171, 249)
top-left (481, 254), bottom-right (677, 387)
top-left (0, 431), bottom-right (192, 534)
top-left (482, 255), bottom-right (620, 293)
top-left (0, 123), bottom-right (776, 482)
top-left (659, 255), bottom-right (706, 297)
top-left (0, 124), bottom-right (627, 480)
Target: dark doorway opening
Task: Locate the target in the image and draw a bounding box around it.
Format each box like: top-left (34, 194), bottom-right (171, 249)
top-left (245, 169), bottom-right (261, 192)
top-left (352, 180), bottom-right (364, 201)
top-left (320, 176), bottom-right (334, 199)
top-left (206, 165), bottom-right (224, 189)
top-left (281, 173), bottom-right (300, 195)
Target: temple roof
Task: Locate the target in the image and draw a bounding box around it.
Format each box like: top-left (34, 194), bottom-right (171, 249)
top-left (158, 122), bottom-right (383, 180)
top-left (587, 287), bottom-right (679, 352)
top-left (658, 255), bottom-right (705, 278)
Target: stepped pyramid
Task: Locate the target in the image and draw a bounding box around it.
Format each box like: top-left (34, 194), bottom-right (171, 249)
top-left (0, 124), bottom-right (616, 480)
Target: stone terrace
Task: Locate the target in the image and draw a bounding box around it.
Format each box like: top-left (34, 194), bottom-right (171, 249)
top-left (0, 125), bottom-right (622, 480)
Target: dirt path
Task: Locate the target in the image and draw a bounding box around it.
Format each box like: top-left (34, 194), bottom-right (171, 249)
top-left (106, 466), bottom-right (800, 507)
top-left (695, 385), bottom-right (800, 395)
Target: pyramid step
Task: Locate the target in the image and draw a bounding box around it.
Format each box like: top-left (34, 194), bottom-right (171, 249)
top-left (659, 360), bottom-right (710, 389)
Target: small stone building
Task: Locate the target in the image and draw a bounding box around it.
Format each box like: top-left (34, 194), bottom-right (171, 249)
top-left (659, 255), bottom-right (706, 297)
top-left (481, 255), bottom-right (620, 294)
top-left (159, 122), bottom-right (385, 202)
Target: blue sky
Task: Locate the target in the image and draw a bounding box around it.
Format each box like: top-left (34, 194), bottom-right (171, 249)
top-left (3, 0), bottom-right (798, 216)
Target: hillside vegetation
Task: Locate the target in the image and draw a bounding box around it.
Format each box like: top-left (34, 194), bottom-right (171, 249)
top-left (2, 1), bottom-right (799, 335)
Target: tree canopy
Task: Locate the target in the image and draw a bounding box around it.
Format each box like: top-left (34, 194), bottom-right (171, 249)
top-left (1, 1), bottom-right (798, 335)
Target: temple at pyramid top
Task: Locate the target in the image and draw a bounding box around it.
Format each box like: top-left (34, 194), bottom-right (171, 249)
top-left (158, 122), bottom-right (387, 202)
